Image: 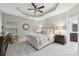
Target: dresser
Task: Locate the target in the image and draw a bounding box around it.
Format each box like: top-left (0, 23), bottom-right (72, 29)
top-left (0, 34), bottom-right (3, 56)
top-left (54, 35), bottom-right (66, 45)
top-left (0, 33), bottom-right (10, 56)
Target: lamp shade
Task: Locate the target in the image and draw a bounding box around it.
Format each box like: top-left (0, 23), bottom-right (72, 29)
top-left (55, 25), bottom-right (65, 35)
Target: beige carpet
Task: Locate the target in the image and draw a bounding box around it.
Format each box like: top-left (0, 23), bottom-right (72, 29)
top-left (6, 41), bottom-right (78, 56)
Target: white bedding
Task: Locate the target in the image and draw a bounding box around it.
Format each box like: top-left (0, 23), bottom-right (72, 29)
top-left (27, 33), bottom-right (54, 50)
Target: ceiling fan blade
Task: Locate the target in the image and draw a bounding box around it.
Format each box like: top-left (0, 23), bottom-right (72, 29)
top-left (38, 6), bottom-right (44, 9)
top-left (28, 9), bottom-right (35, 10)
top-left (38, 10), bottom-right (43, 13)
top-left (31, 3), bottom-right (36, 9)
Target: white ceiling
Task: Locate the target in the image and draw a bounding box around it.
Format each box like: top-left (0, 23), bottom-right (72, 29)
top-left (17, 3), bottom-right (58, 15)
top-left (0, 3), bottom-right (77, 21)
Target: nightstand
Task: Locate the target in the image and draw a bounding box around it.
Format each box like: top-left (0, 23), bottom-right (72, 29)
top-left (0, 34), bottom-right (3, 56)
top-left (54, 35), bottom-right (66, 45)
top-left (11, 36), bottom-right (18, 44)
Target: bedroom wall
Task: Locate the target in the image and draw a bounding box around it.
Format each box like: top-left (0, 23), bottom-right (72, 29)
top-left (0, 12), bottom-right (2, 35)
top-left (43, 13), bottom-right (67, 34)
top-left (2, 13), bottom-right (40, 41)
top-left (44, 13), bottom-right (66, 26)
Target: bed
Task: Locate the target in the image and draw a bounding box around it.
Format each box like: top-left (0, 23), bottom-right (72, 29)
top-left (26, 33), bottom-right (54, 50)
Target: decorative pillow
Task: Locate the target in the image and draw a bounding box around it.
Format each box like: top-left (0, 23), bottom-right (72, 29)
top-left (47, 34), bottom-right (54, 41)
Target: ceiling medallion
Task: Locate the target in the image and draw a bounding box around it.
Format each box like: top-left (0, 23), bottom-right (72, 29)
top-left (16, 3), bottom-right (59, 17)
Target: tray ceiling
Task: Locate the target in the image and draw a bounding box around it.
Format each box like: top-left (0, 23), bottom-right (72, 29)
top-left (16, 3), bottom-right (59, 17)
top-left (0, 3), bottom-right (77, 20)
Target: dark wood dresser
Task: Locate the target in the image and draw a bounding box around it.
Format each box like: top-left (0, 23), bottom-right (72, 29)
top-left (54, 35), bottom-right (66, 45)
top-left (0, 35), bottom-right (3, 56)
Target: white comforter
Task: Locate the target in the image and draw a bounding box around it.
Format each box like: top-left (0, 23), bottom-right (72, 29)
top-left (27, 33), bottom-right (54, 50)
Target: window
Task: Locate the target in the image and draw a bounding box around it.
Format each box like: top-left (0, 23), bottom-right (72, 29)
top-left (72, 24), bottom-right (77, 32)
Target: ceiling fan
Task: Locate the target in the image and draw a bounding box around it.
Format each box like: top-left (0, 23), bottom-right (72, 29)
top-left (28, 3), bottom-right (44, 14)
